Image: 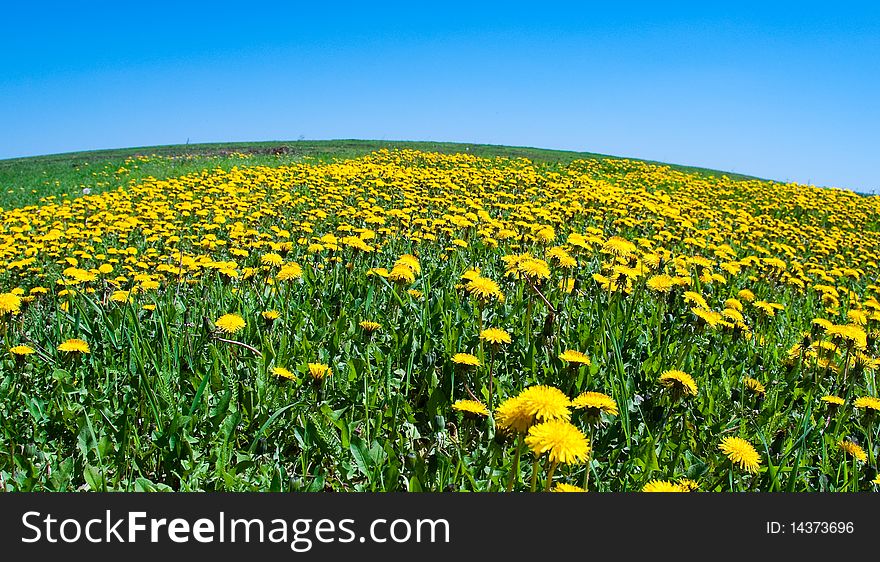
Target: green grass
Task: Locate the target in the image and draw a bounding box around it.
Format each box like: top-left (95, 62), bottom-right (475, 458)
top-left (0, 139), bottom-right (763, 209)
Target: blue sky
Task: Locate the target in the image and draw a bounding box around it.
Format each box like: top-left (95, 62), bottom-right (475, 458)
top-left (1, 1), bottom-right (878, 191)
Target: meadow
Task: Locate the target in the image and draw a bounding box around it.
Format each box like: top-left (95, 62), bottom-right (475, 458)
top-left (1, 141), bottom-right (879, 492)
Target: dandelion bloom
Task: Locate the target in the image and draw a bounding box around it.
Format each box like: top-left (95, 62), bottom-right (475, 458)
top-left (0, 292), bottom-right (22, 314)
top-left (646, 274), bottom-right (675, 293)
top-left (341, 235), bottom-right (374, 253)
top-left (276, 263), bottom-right (303, 281)
top-left (518, 385), bottom-right (572, 422)
top-left (261, 253), bottom-right (284, 266)
top-left (812, 318), bottom-right (833, 333)
top-left (718, 436), bottom-right (761, 473)
top-left (465, 276), bottom-right (503, 302)
top-left (307, 363), bottom-right (332, 380)
top-left (262, 310), bottom-right (281, 321)
top-left (552, 483), bottom-right (586, 492)
top-left (9, 345), bottom-right (35, 356)
top-left (451, 353), bottom-right (480, 367)
top-left (572, 391), bottom-right (618, 417)
top-left (743, 377), bottom-right (766, 396)
top-left (559, 350), bottom-right (591, 366)
top-left (272, 367), bottom-right (296, 381)
top-left (58, 338), bottom-right (90, 354)
top-left (494, 396), bottom-right (533, 434)
top-left (109, 290), bottom-right (131, 303)
top-left (692, 307), bottom-right (722, 328)
top-left (724, 298), bottom-right (743, 311)
top-left (602, 236), bottom-right (636, 257)
top-left (388, 264), bottom-right (416, 284)
top-left (359, 320), bottom-right (382, 333)
top-left (480, 327), bottom-right (511, 345)
top-left (847, 309), bottom-right (868, 325)
top-left (525, 420), bottom-right (590, 465)
top-left (820, 395), bottom-right (845, 406)
top-left (722, 308), bottom-right (745, 323)
top-left (678, 478), bottom-right (699, 491)
top-left (395, 254), bottom-right (421, 274)
top-left (853, 396), bottom-right (880, 412)
top-left (461, 268), bottom-right (481, 281)
top-left (215, 313), bottom-right (246, 334)
top-left (838, 440), bottom-right (867, 462)
top-left (659, 370), bottom-right (698, 397)
top-left (516, 257), bottom-right (551, 280)
top-left (452, 399), bottom-right (489, 417)
top-left (737, 289), bottom-right (756, 302)
top-left (642, 480), bottom-right (686, 492)
top-left (536, 226), bottom-right (555, 243)
top-left (683, 291), bottom-right (709, 310)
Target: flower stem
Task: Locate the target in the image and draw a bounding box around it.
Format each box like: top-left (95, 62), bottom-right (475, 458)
top-left (545, 460), bottom-right (559, 492)
top-left (506, 434), bottom-right (524, 492)
top-left (529, 457), bottom-right (540, 492)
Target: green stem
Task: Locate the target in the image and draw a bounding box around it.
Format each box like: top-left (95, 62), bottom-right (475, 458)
top-left (506, 434), bottom-right (524, 492)
top-left (545, 460), bottom-right (559, 492)
top-left (529, 456), bottom-right (540, 492)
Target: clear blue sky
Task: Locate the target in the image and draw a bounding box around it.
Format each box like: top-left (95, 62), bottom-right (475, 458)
top-left (1, 1), bottom-right (878, 191)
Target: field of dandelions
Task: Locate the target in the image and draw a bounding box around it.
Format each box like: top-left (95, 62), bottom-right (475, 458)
top-left (1, 146), bottom-right (880, 492)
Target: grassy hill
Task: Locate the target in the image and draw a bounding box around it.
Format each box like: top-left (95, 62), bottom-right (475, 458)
top-left (0, 139), bottom-right (763, 209)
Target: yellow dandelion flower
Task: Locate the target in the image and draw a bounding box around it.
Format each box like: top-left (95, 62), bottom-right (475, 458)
top-left (517, 257), bottom-right (551, 280)
top-left (307, 362), bottom-right (332, 380)
top-left (552, 483), bottom-right (586, 492)
top-left (602, 236), bottom-right (636, 257)
top-left (642, 480), bottom-right (686, 492)
top-left (743, 377), bottom-right (766, 396)
top-left (58, 338), bottom-right (90, 354)
top-left (109, 290), bottom-right (131, 303)
top-left (518, 385), bottom-right (572, 422)
top-left (659, 369), bottom-right (698, 396)
top-left (558, 350), bottom-right (591, 366)
top-left (812, 318), bottom-right (833, 333)
top-left (495, 395), bottom-right (533, 434)
top-left (359, 320), bottom-right (382, 333)
top-left (678, 478), bottom-right (699, 491)
top-left (571, 391), bottom-right (618, 416)
top-left (388, 263), bottom-right (416, 284)
top-left (272, 366), bottom-right (297, 381)
top-left (838, 440), bottom-right (867, 462)
top-left (718, 436), bottom-right (761, 473)
top-left (737, 289), bottom-right (756, 302)
top-left (0, 293), bottom-right (22, 314)
top-left (853, 396), bottom-right (880, 412)
top-left (820, 395), bottom-right (845, 406)
top-left (466, 276), bottom-right (503, 302)
top-left (452, 399), bottom-right (490, 417)
top-left (9, 345), bottom-right (35, 356)
top-left (395, 254), bottom-right (421, 274)
top-left (480, 327), bottom-right (511, 345)
top-left (451, 353), bottom-right (480, 367)
top-left (683, 291), bottom-right (709, 310)
top-left (646, 274), bottom-right (675, 293)
top-left (215, 313), bottom-right (246, 334)
top-left (276, 263), bottom-right (303, 281)
top-left (261, 253), bottom-right (284, 267)
top-left (525, 420), bottom-right (591, 464)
